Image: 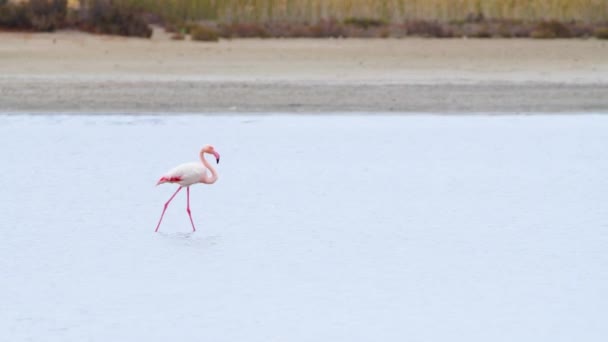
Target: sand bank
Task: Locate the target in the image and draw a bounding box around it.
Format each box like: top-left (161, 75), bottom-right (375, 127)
top-left (1, 31), bottom-right (607, 113)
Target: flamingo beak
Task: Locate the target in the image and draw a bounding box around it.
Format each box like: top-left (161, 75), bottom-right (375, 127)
top-left (213, 151), bottom-right (220, 164)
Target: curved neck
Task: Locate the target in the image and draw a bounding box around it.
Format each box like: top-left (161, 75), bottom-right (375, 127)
top-left (200, 151), bottom-right (218, 184)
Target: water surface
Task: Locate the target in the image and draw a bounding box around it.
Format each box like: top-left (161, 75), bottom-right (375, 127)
top-left (1, 114), bottom-right (607, 341)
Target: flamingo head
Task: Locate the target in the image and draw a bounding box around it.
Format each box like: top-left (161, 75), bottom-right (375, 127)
top-left (202, 145), bottom-right (220, 164)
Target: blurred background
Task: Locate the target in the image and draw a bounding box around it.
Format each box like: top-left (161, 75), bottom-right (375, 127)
top-left (1, 0), bottom-right (607, 39)
top-left (1, 0), bottom-right (607, 113)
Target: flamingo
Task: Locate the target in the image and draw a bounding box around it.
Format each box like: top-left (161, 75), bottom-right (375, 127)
top-left (155, 145), bottom-right (220, 232)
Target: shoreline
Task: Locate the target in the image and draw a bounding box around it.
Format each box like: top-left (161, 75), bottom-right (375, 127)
top-left (2, 80), bottom-right (607, 114)
top-left (1, 32), bottom-right (607, 113)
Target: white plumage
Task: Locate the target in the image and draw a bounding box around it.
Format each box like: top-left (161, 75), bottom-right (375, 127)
top-left (163, 162), bottom-right (208, 186)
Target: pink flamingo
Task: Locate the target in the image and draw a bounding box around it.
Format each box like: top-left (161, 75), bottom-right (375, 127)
top-left (155, 145), bottom-right (220, 232)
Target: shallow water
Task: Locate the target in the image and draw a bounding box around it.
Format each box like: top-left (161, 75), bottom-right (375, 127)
top-left (1, 114), bottom-right (607, 341)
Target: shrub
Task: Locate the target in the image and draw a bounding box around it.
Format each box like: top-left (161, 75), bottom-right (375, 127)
top-left (0, 0), bottom-right (67, 31)
top-left (79, 0), bottom-right (152, 38)
top-left (595, 27), bottom-right (608, 39)
top-left (496, 23), bottom-right (514, 37)
top-left (471, 24), bottom-right (492, 38)
top-left (405, 20), bottom-right (452, 37)
top-left (0, 2), bottom-right (29, 28)
top-left (530, 20), bottom-right (571, 38)
top-left (343, 17), bottom-right (386, 29)
top-left (465, 12), bottom-right (485, 23)
top-left (309, 19), bottom-right (344, 38)
top-left (219, 22), bottom-right (268, 38)
top-left (530, 28), bottom-right (555, 38)
top-left (28, 0), bottom-right (67, 31)
top-left (163, 21), bottom-right (178, 33)
top-left (567, 22), bottom-right (593, 37)
top-left (171, 22), bottom-right (199, 35)
top-left (190, 24), bottom-right (219, 41)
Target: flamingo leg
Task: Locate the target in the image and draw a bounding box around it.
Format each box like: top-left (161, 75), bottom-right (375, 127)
top-left (186, 187), bottom-right (196, 232)
top-left (155, 186), bottom-right (183, 232)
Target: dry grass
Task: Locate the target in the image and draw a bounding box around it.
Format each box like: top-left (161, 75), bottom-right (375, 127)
top-left (123, 0), bottom-right (607, 23)
top-left (3, 1), bottom-right (606, 39)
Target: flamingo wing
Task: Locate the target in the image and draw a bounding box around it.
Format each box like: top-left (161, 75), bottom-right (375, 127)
top-left (159, 162), bottom-right (206, 186)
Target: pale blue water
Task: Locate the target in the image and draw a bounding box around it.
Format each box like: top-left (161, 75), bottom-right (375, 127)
top-left (1, 114), bottom-right (607, 341)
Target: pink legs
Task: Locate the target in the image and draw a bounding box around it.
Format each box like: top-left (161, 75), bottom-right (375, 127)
top-left (154, 186), bottom-right (198, 233)
top-left (186, 187), bottom-right (197, 232)
top-left (154, 186), bottom-right (182, 232)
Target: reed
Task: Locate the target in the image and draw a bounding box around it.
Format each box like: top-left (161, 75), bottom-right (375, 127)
top-left (118, 0), bottom-right (607, 23)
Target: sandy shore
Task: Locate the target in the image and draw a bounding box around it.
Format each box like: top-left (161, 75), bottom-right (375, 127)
top-left (1, 30), bottom-right (607, 113)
